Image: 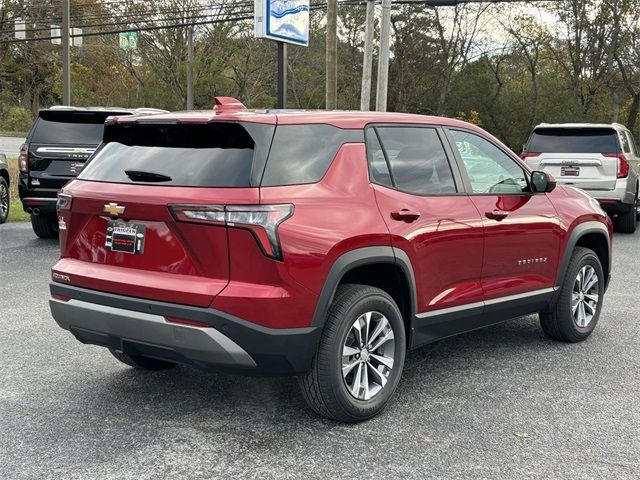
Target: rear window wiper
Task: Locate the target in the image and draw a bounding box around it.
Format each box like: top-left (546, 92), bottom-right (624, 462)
top-left (124, 169), bottom-right (172, 183)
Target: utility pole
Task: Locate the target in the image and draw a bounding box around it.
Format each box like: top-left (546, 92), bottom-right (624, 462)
top-left (360, 0), bottom-right (376, 111)
top-left (375, 0), bottom-right (392, 112)
top-left (187, 26), bottom-right (194, 110)
top-left (61, 0), bottom-right (71, 105)
top-left (277, 42), bottom-right (287, 108)
top-left (326, 0), bottom-right (337, 109)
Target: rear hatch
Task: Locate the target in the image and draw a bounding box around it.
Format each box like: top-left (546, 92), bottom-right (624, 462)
top-left (27, 110), bottom-right (127, 191)
top-left (55, 121), bottom-right (274, 307)
top-left (523, 127), bottom-right (621, 191)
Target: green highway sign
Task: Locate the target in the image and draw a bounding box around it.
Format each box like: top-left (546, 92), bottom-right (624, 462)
top-left (119, 31), bottom-right (138, 50)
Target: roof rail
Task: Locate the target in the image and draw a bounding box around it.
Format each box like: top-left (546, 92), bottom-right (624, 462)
top-left (213, 97), bottom-right (246, 112)
top-left (45, 106), bottom-right (167, 115)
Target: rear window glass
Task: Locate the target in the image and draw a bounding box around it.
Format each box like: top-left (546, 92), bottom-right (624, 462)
top-left (375, 126), bottom-right (457, 195)
top-left (527, 128), bottom-right (619, 154)
top-left (31, 118), bottom-right (106, 144)
top-left (261, 124), bottom-right (363, 186)
top-left (79, 123), bottom-right (256, 187)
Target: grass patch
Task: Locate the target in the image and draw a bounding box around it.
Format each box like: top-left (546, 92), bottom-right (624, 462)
top-left (6, 157), bottom-right (29, 222)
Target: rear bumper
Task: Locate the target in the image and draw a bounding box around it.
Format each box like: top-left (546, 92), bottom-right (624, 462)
top-left (588, 178), bottom-right (635, 211)
top-left (18, 174), bottom-right (59, 215)
top-left (18, 173), bottom-right (73, 215)
top-left (49, 283), bottom-right (321, 375)
top-left (597, 199), bottom-right (633, 214)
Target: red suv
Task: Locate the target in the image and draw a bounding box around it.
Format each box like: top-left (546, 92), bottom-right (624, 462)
top-left (50, 98), bottom-right (612, 422)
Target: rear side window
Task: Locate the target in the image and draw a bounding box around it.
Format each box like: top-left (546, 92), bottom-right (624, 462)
top-left (261, 124), bottom-right (363, 186)
top-left (79, 123), bottom-right (256, 187)
top-left (374, 126), bottom-right (456, 195)
top-left (366, 128), bottom-right (393, 188)
top-left (527, 128), bottom-right (619, 154)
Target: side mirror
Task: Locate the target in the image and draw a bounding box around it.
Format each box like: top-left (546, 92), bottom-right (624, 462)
top-left (531, 171), bottom-right (556, 193)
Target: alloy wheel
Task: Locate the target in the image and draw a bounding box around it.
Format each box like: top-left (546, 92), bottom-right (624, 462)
top-left (572, 265), bottom-right (599, 328)
top-left (342, 311), bottom-right (396, 401)
top-left (0, 182), bottom-right (8, 220)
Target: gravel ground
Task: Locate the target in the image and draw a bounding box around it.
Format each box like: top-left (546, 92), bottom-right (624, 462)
top-left (1, 222), bottom-right (639, 479)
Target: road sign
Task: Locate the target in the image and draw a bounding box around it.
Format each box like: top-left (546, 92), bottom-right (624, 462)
top-left (14, 19), bottom-right (26, 40)
top-left (51, 25), bottom-right (61, 45)
top-left (254, 0), bottom-right (310, 46)
top-left (119, 31), bottom-right (138, 50)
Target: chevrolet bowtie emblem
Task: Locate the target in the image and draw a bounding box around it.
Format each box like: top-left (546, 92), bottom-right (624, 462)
top-left (104, 203), bottom-right (125, 216)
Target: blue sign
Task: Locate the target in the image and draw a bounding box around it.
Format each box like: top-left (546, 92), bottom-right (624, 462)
top-left (255, 0), bottom-right (310, 46)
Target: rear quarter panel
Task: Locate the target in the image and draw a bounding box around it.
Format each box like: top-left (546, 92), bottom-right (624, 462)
top-left (260, 143), bottom-right (391, 295)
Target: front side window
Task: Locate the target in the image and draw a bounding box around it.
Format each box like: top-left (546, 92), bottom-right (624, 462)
top-left (450, 129), bottom-right (528, 194)
top-left (374, 127), bottom-right (457, 195)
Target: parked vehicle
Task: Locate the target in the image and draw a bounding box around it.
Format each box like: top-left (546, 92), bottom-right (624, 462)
top-left (0, 153), bottom-right (9, 224)
top-left (18, 106), bottom-right (166, 238)
top-left (522, 123), bottom-right (640, 233)
top-left (49, 98), bottom-right (612, 422)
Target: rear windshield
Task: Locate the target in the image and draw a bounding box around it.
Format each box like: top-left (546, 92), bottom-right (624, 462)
top-left (79, 123), bottom-right (256, 187)
top-left (527, 128), bottom-right (619, 154)
top-left (30, 111), bottom-right (121, 144)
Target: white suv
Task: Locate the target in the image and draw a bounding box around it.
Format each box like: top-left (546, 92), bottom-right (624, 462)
top-left (522, 123), bottom-right (640, 233)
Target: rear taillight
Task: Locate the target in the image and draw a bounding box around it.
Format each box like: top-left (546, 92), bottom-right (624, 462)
top-left (56, 192), bottom-right (73, 212)
top-left (18, 143), bottom-right (29, 173)
top-left (169, 204), bottom-right (293, 260)
top-left (604, 153), bottom-right (629, 178)
top-left (519, 152), bottom-right (540, 162)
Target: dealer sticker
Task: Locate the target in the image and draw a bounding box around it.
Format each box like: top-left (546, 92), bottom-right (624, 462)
top-left (105, 221), bottom-right (146, 254)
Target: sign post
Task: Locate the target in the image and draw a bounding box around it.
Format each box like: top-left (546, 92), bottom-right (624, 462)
top-left (255, 0), bottom-right (310, 108)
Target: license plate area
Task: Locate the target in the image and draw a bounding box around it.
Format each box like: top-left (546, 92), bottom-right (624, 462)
top-left (105, 221), bottom-right (146, 254)
top-left (561, 166), bottom-right (580, 176)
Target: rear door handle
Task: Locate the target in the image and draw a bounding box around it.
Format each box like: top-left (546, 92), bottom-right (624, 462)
top-left (391, 209), bottom-right (421, 222)
top-left (485, 210), bottom-right (509, 221)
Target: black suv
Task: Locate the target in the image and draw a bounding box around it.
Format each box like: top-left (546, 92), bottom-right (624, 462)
top-left (18, 106), bottom-right (165, 238)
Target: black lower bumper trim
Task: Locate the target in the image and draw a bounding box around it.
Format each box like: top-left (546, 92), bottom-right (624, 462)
top-left (50, 282), bottom-right (321, 375)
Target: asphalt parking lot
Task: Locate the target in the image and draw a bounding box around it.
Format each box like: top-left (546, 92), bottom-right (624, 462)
top-left (1, 222), bottom-right (639, 479)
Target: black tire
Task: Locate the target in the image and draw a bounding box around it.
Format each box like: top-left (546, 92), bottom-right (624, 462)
top-left (540, 247), bottom-right (604, 343)
top-left (109, 349), bottom-right (176, 371)
top-left (300, 284), bottom-right (406, 423)
top-left (0, 177), bottom-right (9, 224)
top-left (30, 213), bottom-right (59, 239)
top-left (616, 196), bottom-right (637, 234)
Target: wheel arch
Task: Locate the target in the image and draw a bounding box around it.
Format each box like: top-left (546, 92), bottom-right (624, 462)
top-left (556, 221), bottom-right (611, 294)
top-left (311, 247), bottom-right (417, 346)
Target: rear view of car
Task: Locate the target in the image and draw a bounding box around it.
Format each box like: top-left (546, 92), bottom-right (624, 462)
top-left (18, 106), bottom-right (165, 238)
top-left (522, 123), bottom-right (640, 232)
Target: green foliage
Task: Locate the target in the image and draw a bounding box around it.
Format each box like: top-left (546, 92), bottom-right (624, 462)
top-left (1, 0), bottom-right (640, 152)
top-left (0, 107), bottom-right (31, 133)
